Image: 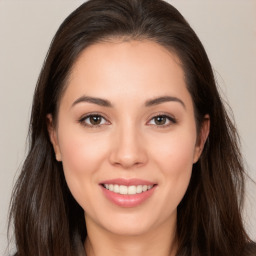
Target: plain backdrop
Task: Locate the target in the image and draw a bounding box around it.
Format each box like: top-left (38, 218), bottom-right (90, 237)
top-left (0, 1), bottom-right (255, 255)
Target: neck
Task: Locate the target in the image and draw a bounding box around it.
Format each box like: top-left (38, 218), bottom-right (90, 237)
top-left (84, 215), bottom-right (178, 256)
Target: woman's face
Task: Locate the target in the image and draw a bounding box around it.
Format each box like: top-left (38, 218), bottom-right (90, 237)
top-left (48, 40), bottom-right (208, 236)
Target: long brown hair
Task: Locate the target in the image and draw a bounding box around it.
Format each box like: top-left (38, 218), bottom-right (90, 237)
top-left (8, 0), bottom-right (255, 255)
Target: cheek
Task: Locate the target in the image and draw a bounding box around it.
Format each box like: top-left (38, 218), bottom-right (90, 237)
top-left (154, 130), bottom-right (196, 172)
top-left (151, 129), bottom-right (196, 203)
top-left (57, 127), bottom-right (109, 206)
top-left (58, 123), bottom-right (109, 172)
top-left (61, 137), bottom-right (94, 178)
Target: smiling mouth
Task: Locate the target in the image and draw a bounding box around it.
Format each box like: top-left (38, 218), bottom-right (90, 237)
top-left (102, 184), bottom-right (154, 195)
top-left (100, 179), bottom-right (157, 207)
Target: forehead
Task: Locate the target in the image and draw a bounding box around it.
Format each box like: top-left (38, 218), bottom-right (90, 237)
top-left (60, 39), bottom-right (192, 109)
top-left (70, 39), bottom-right (184, 81)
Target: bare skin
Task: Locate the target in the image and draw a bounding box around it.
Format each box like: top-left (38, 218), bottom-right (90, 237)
top-left (48, 40), bottom-right (209, 256)
top-left (85, 215), bottom-right (178, 256)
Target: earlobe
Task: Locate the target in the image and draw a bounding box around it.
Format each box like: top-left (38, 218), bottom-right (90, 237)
top-left (193, 115), bottom-right (210, 163)
top-left (46, 114), bottom-right (62, 161)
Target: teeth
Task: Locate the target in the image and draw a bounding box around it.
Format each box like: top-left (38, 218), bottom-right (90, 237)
top-left (104, 184), bottom-right (154, 195)
top-left (114, 184), bottom-right (119, 193)
top-left (128, 185), bottom-right (136, 195)
top-left (136, 185), bottom-right (143, 194)
top-left (120, 185), bottom-right (128, 195)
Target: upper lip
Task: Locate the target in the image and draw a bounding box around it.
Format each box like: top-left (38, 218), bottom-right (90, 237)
top-left (100, 178), bottom-right (156, 186)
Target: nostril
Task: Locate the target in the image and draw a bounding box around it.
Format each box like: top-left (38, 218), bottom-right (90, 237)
top-left (109, 135), bottom-right (148, 168)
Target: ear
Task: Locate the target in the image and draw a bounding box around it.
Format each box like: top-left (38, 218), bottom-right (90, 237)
top-left (193, 115), bottom-right (210, 163)
top-left (46, 114), bottom-right (62, 161)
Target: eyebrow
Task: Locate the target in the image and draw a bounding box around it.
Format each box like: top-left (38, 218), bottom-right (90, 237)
top-left (145, 96), bottom-right (186, 109)
top-left (71, 96), bottom-right (113, 108)
top-left (71, 95), bottom-right (185, 109)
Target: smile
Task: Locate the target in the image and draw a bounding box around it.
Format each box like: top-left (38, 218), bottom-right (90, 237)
top-left (103, 184), bottom-right (153, 195)
top-left (100, 179), bottom-right (157, 207)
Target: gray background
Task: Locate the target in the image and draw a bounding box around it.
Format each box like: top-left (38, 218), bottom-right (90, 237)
top-left (0, 1), bottom-right (255, 255)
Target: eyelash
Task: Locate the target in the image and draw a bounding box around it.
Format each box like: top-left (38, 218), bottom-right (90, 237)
top-left (147, 114), bottom-right (177, 127)
top-left (78, 113), bottom-right (177, 128)
top-left (78, 113), bottom-right (110, 128)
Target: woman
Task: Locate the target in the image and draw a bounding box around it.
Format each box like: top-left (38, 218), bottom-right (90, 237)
top-left (8, 0), bottom-right (255, 255)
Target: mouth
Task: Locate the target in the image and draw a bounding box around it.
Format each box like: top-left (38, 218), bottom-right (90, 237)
top-left (102, 184), bottom-right (154, 195)
top-left (100, 179), bottom-right (157, 207)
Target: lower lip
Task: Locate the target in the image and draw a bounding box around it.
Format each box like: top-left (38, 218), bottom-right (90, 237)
top-left (101, 185), bottom-right (157, 208)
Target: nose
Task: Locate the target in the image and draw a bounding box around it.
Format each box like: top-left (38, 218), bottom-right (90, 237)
top-left (109, 124), bottom-right (148, 169)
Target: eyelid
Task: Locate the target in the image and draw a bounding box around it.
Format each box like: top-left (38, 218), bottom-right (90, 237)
top-left (78, 112), bottom-right (111, 127)
top-left (146, 113), bottom-right (177, 127)
top-left (77, 112), bottom-right (177, 128)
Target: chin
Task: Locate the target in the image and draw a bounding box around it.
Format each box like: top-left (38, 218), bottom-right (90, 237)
top-left (105, 221), bottom-right (152, 236)
top-left (95, 210), bottom-right (166, 237)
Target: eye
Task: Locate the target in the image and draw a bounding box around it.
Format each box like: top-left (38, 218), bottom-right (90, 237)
top-left (79, 114), bottom-right (109, 127)
top-left (148, 114), bottom-right (176, 126)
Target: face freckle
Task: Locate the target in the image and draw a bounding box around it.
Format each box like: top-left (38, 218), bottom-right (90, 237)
top-left (48, 39), bottom-right (209, 238)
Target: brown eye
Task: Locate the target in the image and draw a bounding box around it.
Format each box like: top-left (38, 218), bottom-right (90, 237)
top-left (80, 114), bottom-right (109, 127)
top-left (148, 114), bottom-right (176, 127)
top-left (89, 115), bottom-right (102, 125)
top-left (154, 116), bottom-right (167, 125)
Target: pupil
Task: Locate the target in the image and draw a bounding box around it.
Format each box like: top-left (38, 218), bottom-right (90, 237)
top-left (155, 116), bottom-right (166, 125)
top-left (90, 116), bottom-right (101, 125)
